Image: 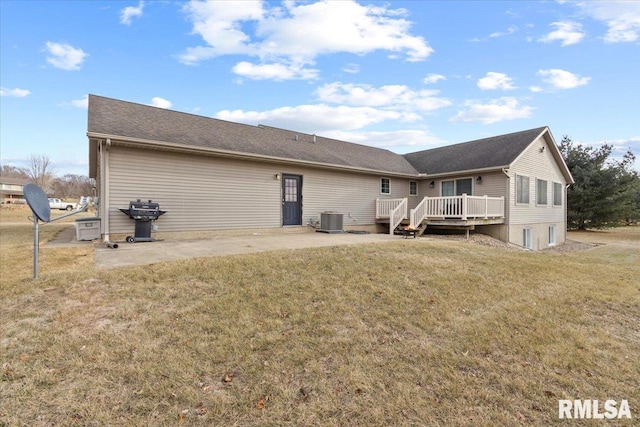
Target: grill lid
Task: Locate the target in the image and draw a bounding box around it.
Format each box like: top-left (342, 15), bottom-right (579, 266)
top-left (119, 199), bottom-right (166, 220)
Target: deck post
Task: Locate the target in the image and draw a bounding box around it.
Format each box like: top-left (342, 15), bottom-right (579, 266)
top-left (484, 195), bottom-right (488, 219)
top-left (462, 193), bottom-right (467, 220)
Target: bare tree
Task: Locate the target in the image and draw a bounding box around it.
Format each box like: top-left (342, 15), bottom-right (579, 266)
top-left (27, 154), bottom-right (56, 190)
top-left (0, 164), bottom-right (30, 178)
top-left (51, 174), bottom-right (94, 199)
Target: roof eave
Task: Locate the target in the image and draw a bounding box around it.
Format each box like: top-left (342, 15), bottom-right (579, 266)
top-left (86, 132), bottom-right (420, 179)
top-left (421, 165), bottom-right (510, 179)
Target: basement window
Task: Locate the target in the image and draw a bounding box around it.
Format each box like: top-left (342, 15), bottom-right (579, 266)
top-left (549, 225), bottom-right (557, 246)
top-left (381, 178), bottom-right (390, 194)
top-left (523, 228), bottom-right (533, 250)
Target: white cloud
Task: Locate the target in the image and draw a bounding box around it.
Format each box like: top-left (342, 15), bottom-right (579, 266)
top-left (574, 1), bottom-right (640, 43)
top-left (529, 86), bottom-right (544, 93)
top-left (477, 72), bottom-right (516, 90)
top-left (538, 21), bottom-right (585, 46)
top-left (323, 129), bottom-right (446, 149)
top-left (151, 97), bottom-right (172, 109)
top-left (423, 73), bottom-right (446, 84)
top-left (71, 95), bottom-right (88, 108)
top-left (489, 25), bottom-right (518, 38)
top-left (316, 82), bottom-right (452, 112)
top-left (232, 61), bottom-right (319, 81)
top-left (0, 87), bottom-right (30, 97)
top-left (120, 1), bottom-right (144, 25)
top-left (342, 63), bottom-right (360, 74)
top-left (216, 104), bottom-right (411, 133)
top-left (470, 25), bottom-right (518, 42)
top-left (537, 68), bottom-right (590, 89)
top-left (180, 0), bottom-right (433, 79)
top-left (45, 41), bottom-right (87, 71)
top-left (449, 97), bottom-right (534, 124)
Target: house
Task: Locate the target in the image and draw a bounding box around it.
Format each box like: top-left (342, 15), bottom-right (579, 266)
top-left (87, 95), bottom-right (574, 250)
top-left (0, 176), bottom-right (31, 204)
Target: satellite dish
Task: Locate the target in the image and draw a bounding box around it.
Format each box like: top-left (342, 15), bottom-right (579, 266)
top-left (23, 183), bottom-right (51, 223)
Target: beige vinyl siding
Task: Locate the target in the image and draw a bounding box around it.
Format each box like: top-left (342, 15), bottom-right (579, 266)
top-left (509, 135), bottom-right (567, 226)
top-left (420, 171), bottom-right (506, 199)
top-left (108, 147), bottom-right (281, 233)
top-left (507, 134), bottom-right (568, 249)
top-left (105, 146), bottom-right (414, 234)
top-left (282, 166), bottom-right (413, 226)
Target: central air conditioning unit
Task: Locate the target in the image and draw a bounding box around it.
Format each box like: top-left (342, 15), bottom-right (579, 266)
top-left (318, 211), bottom-right (344, 233)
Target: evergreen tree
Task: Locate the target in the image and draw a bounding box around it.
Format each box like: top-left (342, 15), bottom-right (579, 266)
top-left (560, 136), bottom-right (640, 229)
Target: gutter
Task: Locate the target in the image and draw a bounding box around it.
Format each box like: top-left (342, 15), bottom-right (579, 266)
top-left (423, 165), bottom-right (511, 179)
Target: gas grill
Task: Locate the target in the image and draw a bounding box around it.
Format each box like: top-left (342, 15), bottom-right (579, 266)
top-left (119, 199), bottom-right (166, 243)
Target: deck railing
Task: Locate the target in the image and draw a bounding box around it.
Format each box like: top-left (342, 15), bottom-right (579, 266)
top-left (376, 198), bottom-right (408, 235)
top-left (376, 198), bottom-right (406, 219)
top-left (388, 198), bottom-right (407, 235)
top-left (409, 195), bottom-right (504, 228)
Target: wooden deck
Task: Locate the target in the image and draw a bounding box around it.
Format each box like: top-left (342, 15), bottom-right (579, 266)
top-left (376, 195), bottom-right (505, 234)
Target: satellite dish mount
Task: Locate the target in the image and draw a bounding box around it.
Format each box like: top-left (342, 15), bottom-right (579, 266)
top-left (23, 183), bottom-right (89, 279)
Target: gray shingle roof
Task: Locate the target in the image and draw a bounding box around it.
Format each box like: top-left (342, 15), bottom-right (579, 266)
top-left (88, 95), bottom-right (554, 178)
top-left (87, 95), bottom-right (419, 175)
top-left (403, 127), bottom-right (548, 175)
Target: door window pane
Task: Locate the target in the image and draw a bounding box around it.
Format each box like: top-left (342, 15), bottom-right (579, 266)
top-left (285, 178), bottom-right (297, 202)
top-left (441, 181), bottom-right (454, 196)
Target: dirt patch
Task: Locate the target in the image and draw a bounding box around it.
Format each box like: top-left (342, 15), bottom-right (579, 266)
top-left (544, 239), bottom-right (600, 253)
top-left (425, 233), bottom-right (600, 253)
top-left (425, 233), bottom-right (517, 250)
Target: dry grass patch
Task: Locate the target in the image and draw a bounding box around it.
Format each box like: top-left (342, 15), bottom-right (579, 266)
top-left (1, 224), bottom-right (639, 426)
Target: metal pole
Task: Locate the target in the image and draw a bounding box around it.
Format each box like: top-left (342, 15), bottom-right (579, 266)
top-left (33, 219), bottom-right (39, 279)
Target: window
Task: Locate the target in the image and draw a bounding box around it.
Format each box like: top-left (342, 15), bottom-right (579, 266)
top-left (536, 179), bottom-right (548, 205)
top-left (409, 181), bottom-right (418, 196)
top-left (523, 228), bottom-right (533, 250)
top-left (380, 178), bottom-right (390, 194)
top-left (284, 178), bottom-right (298, 202)
top-left (441, 178), bottom-right (473, 196)
top-left (441, 180), bottom-right (454, 197)
top-left (549, 225), bottom-right (557, 246)
top-left (553, 182), bottom-right (563, 206)
top-left (516, 175), bottom-right (530, 204)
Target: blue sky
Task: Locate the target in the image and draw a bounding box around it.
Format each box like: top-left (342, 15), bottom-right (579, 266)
top-left (1, 0), bottom-right (639, 176)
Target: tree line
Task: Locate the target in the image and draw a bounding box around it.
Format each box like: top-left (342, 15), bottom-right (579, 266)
top-left (1, 155), bottom-right (94, 200)
top-left (560, 136), bottom-right (640, 229)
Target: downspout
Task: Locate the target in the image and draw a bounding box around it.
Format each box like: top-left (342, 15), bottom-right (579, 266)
top-left (565, 184), bottom-right (571, 241)
top-left (502, 168), bottom-right (511, 242)
top-left (102, 138), bottom-right (111, 243)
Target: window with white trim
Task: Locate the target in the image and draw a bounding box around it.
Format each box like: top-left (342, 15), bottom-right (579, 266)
top-left (549, 225), bottom-right (557, 246)
top-left (380, 178), bottom-right (390, 194)
top-left (516, 175), bottom-right (530, 204)
top-left (523, 228), bottom-right (533, 250)
top-left (536, 179), bottom-right (548, 206)
top-left (409, 181), bottom-right (418, 196)
top-left (553, 182), bottom-right (563, 206)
